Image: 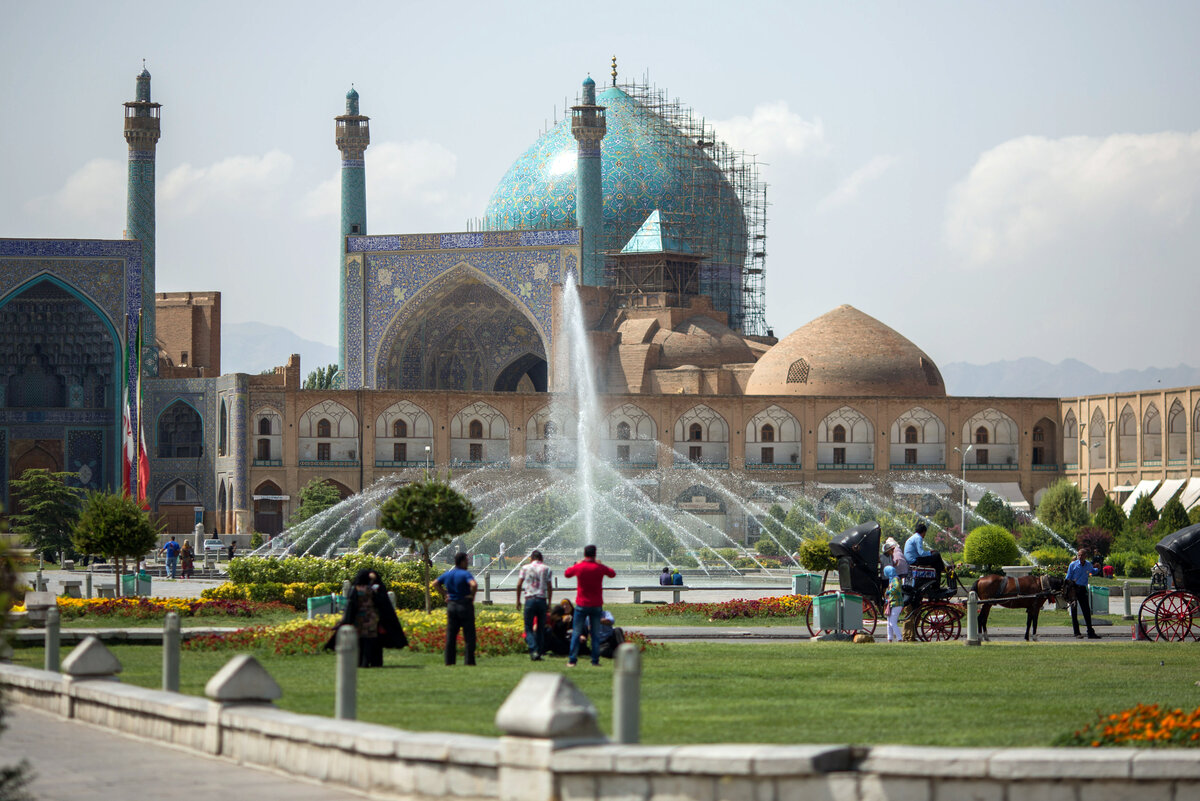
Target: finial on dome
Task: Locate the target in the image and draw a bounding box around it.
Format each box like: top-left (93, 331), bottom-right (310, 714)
top-left (611, 55), bottom-right (618, 86)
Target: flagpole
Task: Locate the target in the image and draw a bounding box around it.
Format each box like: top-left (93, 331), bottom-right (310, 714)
top-left (136, 308), bottom-right (142, 501)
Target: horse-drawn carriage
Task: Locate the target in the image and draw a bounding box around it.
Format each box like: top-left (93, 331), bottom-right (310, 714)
top-left (1136, 523), bottom-right (1200, 641)
top-left (804, 521), bottom-right (965, 640)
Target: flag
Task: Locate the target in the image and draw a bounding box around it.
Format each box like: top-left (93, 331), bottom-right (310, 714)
top-left (122, 314), bottom-right (135, 497)
top-left (135, 310), bottom-right (150, 509)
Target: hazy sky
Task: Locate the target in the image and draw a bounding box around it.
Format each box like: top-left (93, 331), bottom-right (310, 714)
top-left (3, 1), bottom-right (1198, 372)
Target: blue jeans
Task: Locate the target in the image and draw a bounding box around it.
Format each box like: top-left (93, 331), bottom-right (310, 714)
top-left (166, 555), bottom-right (178, 579)
top-left (523, 596), bottom-right (548, 656)
top-left (569, 606), bottom-right (603, 665)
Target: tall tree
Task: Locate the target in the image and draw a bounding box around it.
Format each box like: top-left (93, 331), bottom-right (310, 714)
top-left (288, 478), bottom-right (343, 526)
top-left (1126, 494), bottom-right (1159, 536)
top-left (303, 363), bottom-right (340, 390)
top-left (73, 491), bottom-right (160, 595)
top-left (975, 491), bottom-right (1016, 531)
top-left (1155, 496), bottom-right (1190, 536)
top-left (380, 476), bottom-right (477, 612)
top-left (1091, 496), bottom-right (1127, 537)
top-left (8, 469), bottom-right (82, 560)
top-left (1035, 479), bottom-right (1089, 538)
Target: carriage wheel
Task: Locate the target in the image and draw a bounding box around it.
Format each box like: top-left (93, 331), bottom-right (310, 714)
top-left (917, 602), bottom-right (963, 642)
top-left (804, 594), bottom-right (826, 637)
top-left (859, 597), bottom-right (880, 637)
top-left (1152, 591), bottom-right (1200, 642)
top-left (1137, 591), bottom-right (1168, 640)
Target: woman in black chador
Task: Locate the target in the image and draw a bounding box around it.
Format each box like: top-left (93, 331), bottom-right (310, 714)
top-left (327, 568), bottom-right (408, 667)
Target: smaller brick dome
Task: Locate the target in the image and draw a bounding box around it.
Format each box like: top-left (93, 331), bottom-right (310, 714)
top-left (653, 315), bottom-right (756, 369)
top-left (746, 305), bottom-right (946, 397)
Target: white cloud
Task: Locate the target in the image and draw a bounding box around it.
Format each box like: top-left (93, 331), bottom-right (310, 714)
top-left (818, 155), bottom-right (897, 210)
top-left (26, 158), bottom-right (125, 228)
top-left (944, 130), bottom-right (1200, 267)
top-left (710, 102), bottom-right (826, 158)
top-left (302, 140), bottom-right (459, 220)
top-left (161, 150), bottom-right (294, 216)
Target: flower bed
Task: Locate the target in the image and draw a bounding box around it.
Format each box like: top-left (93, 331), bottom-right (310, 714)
top-left (12, 596), bottom-right (292, 620)
top-left (1059, 703), bottom-right (1200, 747)
top-left (643, 595), bottom-right (812, 621)
top-left (201, 580), bottom-right (443, 611)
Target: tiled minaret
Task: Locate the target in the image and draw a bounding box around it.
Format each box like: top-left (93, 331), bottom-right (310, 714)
top-left (571, 75), bottom-right (607, 286)
top-left (335, 87), bottom-right (369, 377)
top-left (123, 65), bottom-right (161, 375)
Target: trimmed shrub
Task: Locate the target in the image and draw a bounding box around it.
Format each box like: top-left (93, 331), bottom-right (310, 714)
top-left (1155, 497), bottom-right (1190, 536)
top-left (1029, 547), bottom-right (1073, 572)
top-left (1122, 553), bottom-right (1155, 578)
top-left (1091, 496), bottom-right (1127, 537)
top-left (797, 537), bottom-right (836, 574)
top-left (963, 525), bottom-right (1020, 572)
top-left (201, 579), bottom-right (443, 610)
top-left (1014, 523), bottom-right (1056, 551)
top-left (1126, 494), bottom-right (1159, 535)
top-left (755, 538), bottom-right (781, 557)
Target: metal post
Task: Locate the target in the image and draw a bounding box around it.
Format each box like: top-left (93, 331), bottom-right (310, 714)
top-left (484, 571), bottom-right (492, 605)
top-left (1123, 581), bottom-right (1133, 620)
top-left (45, 607), bottom-right (60, 672)
top-left (836, 591), bottom-right (844, 634)
top-left (163, 611), bottom-right (181, 692)
top-left (85, 571), bottom-right (93, 599)
top-left (966, 591), bottom-right (980, 646)
top-left (341, 579), bottom-right (351, 599)
top-left (335, 625), bottom-right (357, 720)
top-left (612, 643), bottom-right (641, 743)
top-left (35, 569), bottom-right (44, 592)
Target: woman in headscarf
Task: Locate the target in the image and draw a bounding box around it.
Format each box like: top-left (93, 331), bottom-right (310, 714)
top-left (327, 568), bottom-right (408, 667)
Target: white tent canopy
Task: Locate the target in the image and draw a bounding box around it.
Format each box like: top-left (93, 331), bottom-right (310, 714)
top-left (1179, 478), bottom-right (1200, 512)
top-left (966, 483), bottom-right (1030, 511)
top-left (1151, 479), bottom-right (1187, 511)
top-left (1121, 480), bottom-right (1160, 515)
top-left (816, 483), bottom-right (873, 491)
top-left (893, 482), bottom-right (952, 495)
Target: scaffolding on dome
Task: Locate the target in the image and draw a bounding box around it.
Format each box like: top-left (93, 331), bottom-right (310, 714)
top-left (613, 77), bottom-right (769, 336)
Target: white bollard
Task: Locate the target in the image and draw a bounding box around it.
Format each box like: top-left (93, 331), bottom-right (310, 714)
top-left (163, 611), bottom-right (181, 692)
top-left (335, 625), bottom-right (357, 720)
top-left (45, 607), bottom-right (61, 672)
top-left (966, 591), bottom-right (981, 646)
top-left (1123, 581), bottom-right (1133, 620)
top-left (612, 643), bottom-right (641, 744)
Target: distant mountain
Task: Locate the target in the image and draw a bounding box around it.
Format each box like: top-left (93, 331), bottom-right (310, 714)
top-left (221, 322), bottom-right (338, 376)
top-left (941, 358), bottom-right (1200, 397)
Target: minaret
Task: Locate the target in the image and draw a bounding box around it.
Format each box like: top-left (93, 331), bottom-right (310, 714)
top-left (571, 75), bottom-right (607, 286)
top-left (335, 87), bottom-right (369, 377)
top-left (123, 64), bottom-right (161, 375)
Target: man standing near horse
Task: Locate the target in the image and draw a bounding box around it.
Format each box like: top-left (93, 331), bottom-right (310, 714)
top-left (1067, 547), bottom-right (1102, 639)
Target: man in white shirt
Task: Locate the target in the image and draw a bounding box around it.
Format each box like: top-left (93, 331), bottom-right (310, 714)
top-left (515, 550), bottom-right (553, 660)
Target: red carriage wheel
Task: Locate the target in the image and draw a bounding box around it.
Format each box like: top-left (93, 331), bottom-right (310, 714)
top-left (1138, 591), bottom-right (1166, 640)
top-left (1152, 590), bottom-right (1200, 642)
top-left (917, 602), bottom-right (963, 642)
top-left (804, 593), bottom-right (826, 637)
top-left (859, 597), bottom-right (880, 637)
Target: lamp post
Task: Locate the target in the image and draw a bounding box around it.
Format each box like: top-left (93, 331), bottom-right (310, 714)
top-left (954, 444), bottom-right (974, 533)
top-left (424, 444), bottom-right (431, 474)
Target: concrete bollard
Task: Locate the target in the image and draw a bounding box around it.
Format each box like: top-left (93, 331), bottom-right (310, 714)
top-left (483, 571), bottom-right (493, 605)
top-left (163, 612), bottom-right (181, 692)
top-left (387, 590), bottom-right (397, 610)
top-left (613, 643), bottom-right (641, 744)
top-left (966, 591), bottom-right (980, 646)
top-left (45, 607), bottom-right (61, 672)
top-left (335, 624), bottom-right (357, 720)
top-left (35, 569), bottom-right (45, 592)
top-left (341, 579), bottom-right (351, 599)
top-left (1123, 581), bottom-right (1133, 620)
top-left (85, 572), bottom-right (93, 599)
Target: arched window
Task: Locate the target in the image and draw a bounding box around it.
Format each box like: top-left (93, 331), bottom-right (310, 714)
top-left (543, 421), bottom-right (556, 439)
top-left (689, 423), bottom-right (703, 442)
top-left (616, 421), bottom-right (631, 440)
top-left (258, 417), bottom-right (271, 436)
top-left (1033, 426), bottom-right (1044, 442)
top-left (975, 426), bottom-right (989, 444)
top-left (905, 425), bottom-right (918, 444)
top-left (761, 424), bottom-right (775, 443)
top-left (158, 401), bottom-right (203, 458)
top-left (218, 400), bottom-right (228, 457)
top-left (832, 425), bottom-right (846, 443)
top-left (393, 419), bottom-right (407, 438)
top-left (468, 419), bottom-right (483, 439)
top-left (317, 418), bottom-right (331, 438)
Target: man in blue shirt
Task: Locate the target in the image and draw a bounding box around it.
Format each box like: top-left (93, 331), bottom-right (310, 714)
top-left (160, 537), bottom-right (181, 579)
top-left (435, 552), bottom-right (479, 665)
top-left (1066, 547), bottom-right (1101, 639)
top-left (904, 523), bottom-right (946, 575)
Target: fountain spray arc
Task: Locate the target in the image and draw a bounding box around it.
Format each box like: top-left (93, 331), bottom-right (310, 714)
top-left (557, 272), bottom-right (599, 545)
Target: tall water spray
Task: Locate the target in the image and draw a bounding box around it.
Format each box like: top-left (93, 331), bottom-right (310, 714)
top-left (558, 272), bottom-right (599, 544)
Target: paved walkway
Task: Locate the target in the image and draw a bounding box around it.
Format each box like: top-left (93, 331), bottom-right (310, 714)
top-left (2, 706), bottom-right (375, 801)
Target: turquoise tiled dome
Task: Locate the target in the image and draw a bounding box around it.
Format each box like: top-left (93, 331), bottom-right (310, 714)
top-left (483, 86), bottom-right (748, 327)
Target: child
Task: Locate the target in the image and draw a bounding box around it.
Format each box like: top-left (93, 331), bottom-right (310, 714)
top-left (883, 565), bottom-right (903, 643)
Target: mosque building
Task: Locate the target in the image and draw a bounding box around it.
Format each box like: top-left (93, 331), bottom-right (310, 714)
top-left (2, 65), bottom-right (1199, 544)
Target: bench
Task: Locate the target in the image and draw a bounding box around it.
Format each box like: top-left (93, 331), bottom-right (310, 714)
top-left (628, 585), bottom-right (690, 604)
top-left (59, 579), bottom-right (84, 598)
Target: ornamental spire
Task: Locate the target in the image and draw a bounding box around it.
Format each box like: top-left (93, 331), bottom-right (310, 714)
top-left (611, 55), bottom-right (618, 86)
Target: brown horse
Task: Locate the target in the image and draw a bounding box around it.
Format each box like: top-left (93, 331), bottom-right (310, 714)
top-left (970, 574), bottom-right (1076, 641)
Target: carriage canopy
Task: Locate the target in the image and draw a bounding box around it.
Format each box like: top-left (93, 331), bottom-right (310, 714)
top-left (1156, 523), bottom-right (1200, 591)
top-left (830, 521), bottom-right (884, 601)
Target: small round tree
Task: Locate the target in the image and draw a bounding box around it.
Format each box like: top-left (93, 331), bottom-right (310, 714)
top-left (963, 524), bottom-right (1020, 575)
top-left (1036, 479), bottom-right (1089, 539)
top-left (1155, 496), bottom-right (1190, 537)
top-left (1125, 494), bottom-right (1159, 535)
top-left (797, 536), bottom-right (836, 584)
top-left (379, 476), bottom-right (477, 613)
top-left (1091, 495), bottom-right (1127, 537)
top-left (73, 491), bottom-right (159, 595)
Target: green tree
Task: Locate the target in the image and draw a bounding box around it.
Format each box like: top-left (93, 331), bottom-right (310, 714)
top-left (931, 509), bottom-right (954, 530)
top-left (1190, 506), bottom-right (1200, 526)
top-left (797, 536), bottom-right (836, 582)
top-left (8, 468), bottom-right (82, 561)
top-left (1091, 496), bottom-right (1127, 537)
top-left (288, 478), bottom-right (343, 526)
top-left (0, 534), bottom-right (34, 800)
top-left (303, 363), bottom-right (340, 390)
top-left (974, 491), bottom-right (1015, 531)
top-left (73, 491), bottom-right (160, 595)
top-left (1036, 479), bottom-right (1089, 539)
top-left (963, 524), bottom-right (1020, 574)
top-left (1125, 494), bottom-right (1159, 536)
top-left (379, 476), bottom-right (477, 612)
top-left (1155, 496), bottom-right (1190, 536)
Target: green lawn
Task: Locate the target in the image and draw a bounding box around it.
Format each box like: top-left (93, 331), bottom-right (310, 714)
top-left (11, 640), bottom-right (1197, 747)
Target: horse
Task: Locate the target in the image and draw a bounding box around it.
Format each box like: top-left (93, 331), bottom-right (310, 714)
top-left (969, 574), bottom-right (1077, 641)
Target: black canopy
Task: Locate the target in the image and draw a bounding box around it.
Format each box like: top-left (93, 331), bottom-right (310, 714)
top-left (1156, 523), bottom-right (1200, 591)
top-left (830, 521), bottom-right (882, 567)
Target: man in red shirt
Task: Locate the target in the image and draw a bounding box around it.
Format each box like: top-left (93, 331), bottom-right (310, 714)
top-left (563, 544), bottom-right (616, 667)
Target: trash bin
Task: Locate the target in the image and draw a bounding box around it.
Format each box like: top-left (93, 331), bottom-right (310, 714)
top-left (1089, 585), bottom-right (1110, 615)
top-left (120, 571), bottom-right (152, 597)
top-left (792, 573), bottom-right (824, 595)
top-left (841, 593), bottom-right (863, 631)
top-left (812, 594), bottom-right (839, 630)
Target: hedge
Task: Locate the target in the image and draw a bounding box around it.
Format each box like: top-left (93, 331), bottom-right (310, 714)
top-left (226, 554), bottom-right (430, 586)
top-left (201, 579), bottom-right (445, 611)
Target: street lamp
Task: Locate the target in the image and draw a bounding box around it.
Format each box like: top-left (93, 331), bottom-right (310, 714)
top-left (424, 444), bottom-right (431, 474)
top-left (954, 444), bottom-right (974, 532)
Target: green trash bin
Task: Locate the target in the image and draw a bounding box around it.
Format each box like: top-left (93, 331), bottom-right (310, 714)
top-left (792, 573), bottom-right (824, 595)
top-left (120, 571), bottom-right (152, 597)
top-left (1089, 585), bottom-right (1110, 615)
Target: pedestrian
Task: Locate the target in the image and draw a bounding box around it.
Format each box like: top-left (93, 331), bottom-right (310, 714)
top-left (883, 565), bottom-right (903, 642)
top-left (883, 537), bottom-right (909, 578)
top-left (179, 540), bottom-right (194, 579)
top-left (435, 552), bottom-right (478, 665)
top-left (516, 549), bottom-right (553, 661)
top-left (160, 536), bottom-right (181, 579)
top-left (327, 568), bottom-right (408, 666)
top-left (563, 544), bottom-right (616, 667)
top-left (1067, 547), bottom-right (1101, 639)
top-left (227, 540), bottom-right (237, 561)
top-left (498, 541), bottom-right (507, 567)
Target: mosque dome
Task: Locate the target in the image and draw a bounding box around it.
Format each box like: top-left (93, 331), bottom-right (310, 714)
top-left (653, 314), bottom-right (755, 369)
top-left (484, 85), bottom-right (749, 325)
top-left (745, 305), bottom-right (946, 397)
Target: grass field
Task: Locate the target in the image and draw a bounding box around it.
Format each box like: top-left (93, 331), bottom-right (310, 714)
top-left (11, 639), bottom-right (1197, 747)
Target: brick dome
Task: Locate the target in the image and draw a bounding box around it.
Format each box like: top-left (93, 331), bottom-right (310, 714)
top-left (653, 314), bottom-right (756, 369)
top-left (745, 305), bottom-right (946, 396)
